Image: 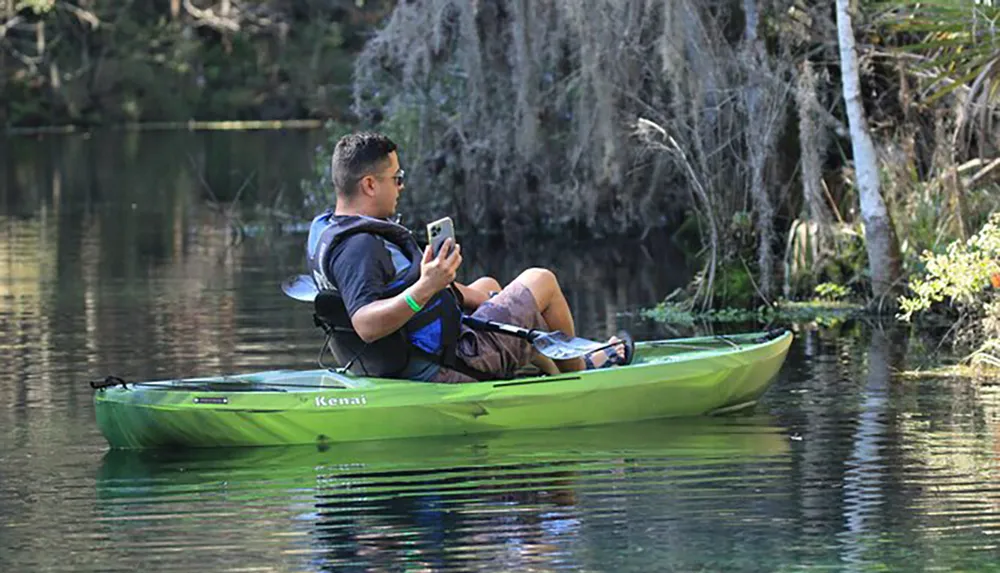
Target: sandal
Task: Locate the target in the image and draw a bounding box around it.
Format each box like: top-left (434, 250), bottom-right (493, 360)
top-left (583, 330), bottom-right (635, 370)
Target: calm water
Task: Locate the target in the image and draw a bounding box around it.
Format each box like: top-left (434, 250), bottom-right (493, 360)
top-left (2, 132), bottom-right (999, 572)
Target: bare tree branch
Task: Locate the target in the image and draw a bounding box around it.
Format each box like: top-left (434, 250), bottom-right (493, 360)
top-left (0, 15), bottom-right (22, 40)
top-left (58, 3), bottom-right (101, 29)
top-left (183, 0), bottom-right (240, 32)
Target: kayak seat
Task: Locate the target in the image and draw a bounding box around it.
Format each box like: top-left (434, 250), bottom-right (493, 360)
top-left (313, 291), bottom-right (355, 335)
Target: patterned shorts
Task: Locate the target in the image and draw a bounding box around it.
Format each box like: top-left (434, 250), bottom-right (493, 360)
top-left (431, 282), bottom-right (548, 383)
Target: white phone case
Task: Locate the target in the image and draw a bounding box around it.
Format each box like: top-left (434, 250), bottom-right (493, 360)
top-left (427, 217), bottom-right (455, 256)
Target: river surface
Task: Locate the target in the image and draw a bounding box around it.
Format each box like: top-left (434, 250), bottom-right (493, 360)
top-left (2, 131), bottom-right (999, 572)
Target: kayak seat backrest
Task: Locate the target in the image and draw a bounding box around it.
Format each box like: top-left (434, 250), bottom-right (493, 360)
top-left (312, 289), bottom-right (409, 374)
top-left (313, 291), bottom-right (354, 334)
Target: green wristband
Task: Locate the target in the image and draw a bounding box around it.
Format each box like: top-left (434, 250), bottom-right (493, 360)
top-left (404, 292), bottom-right (423, 312)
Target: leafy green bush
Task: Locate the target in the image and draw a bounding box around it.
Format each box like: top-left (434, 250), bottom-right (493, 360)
top-left (643, 299), bottom-right (863, 327)
top-left (782, 219), bottom-right (868, 300)
top-left (814, 282), bottom-right (850, 302)
top-left (898, 213), bottom-right (1000, 319)
top-left (898, 213), bottom-right (1000, 366)
top-left (2, 2), bottom-right (389, 127)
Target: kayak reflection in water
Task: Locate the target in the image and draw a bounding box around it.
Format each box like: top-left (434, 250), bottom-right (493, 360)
top-left (304, 131), bottom-right (634, 382)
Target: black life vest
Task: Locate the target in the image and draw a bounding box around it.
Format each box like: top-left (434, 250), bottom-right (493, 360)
top-left (306, 211), bottom-right (464, 378)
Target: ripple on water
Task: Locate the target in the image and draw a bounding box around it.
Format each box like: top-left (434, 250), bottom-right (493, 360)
top-left (56, 421), bottom-right (791, 572)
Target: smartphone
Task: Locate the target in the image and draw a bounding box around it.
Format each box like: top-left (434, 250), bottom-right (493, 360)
top-left (427, 216), bottom-right (456, 257)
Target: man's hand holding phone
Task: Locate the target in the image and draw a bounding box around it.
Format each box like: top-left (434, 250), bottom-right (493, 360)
top-left (427, 216), bottom-right (455, 257)
top-left (416, 237), bottom-right (462, 296)
top-left (412, 217), bottom-right (461, 297)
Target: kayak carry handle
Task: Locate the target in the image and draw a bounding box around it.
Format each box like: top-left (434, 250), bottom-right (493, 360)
top-left (90, 376), bottom-right (129, 390)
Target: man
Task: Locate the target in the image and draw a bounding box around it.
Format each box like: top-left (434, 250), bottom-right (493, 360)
top-left (306, 132), bottom-right (632, 382)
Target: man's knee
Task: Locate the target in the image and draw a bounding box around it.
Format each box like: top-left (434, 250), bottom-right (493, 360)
top-left (513, 268), bottom-right (560, 308)
top-left (476, 276), bottom-right (502, 293)
top-left (516, 267), bottom-right (558, 288)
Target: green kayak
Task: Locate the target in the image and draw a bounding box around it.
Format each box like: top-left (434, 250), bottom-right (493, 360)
top-left (93, 330), bottom-right (793, 449)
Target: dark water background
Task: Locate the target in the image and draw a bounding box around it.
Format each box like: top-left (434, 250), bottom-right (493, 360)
top-left (1, 131), bottom-right (999, 572)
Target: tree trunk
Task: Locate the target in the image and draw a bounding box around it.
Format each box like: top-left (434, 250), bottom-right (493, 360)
top-left (790, 59), bottom-right (832, 298)
top-left (36, 20), bottom-right (45, 55)
top-left (795, 60), bottom-right (831, 229)
top-left (743, 0), bottom-right (777, 301)
top-left (835, 0), bottom-right (902, 308)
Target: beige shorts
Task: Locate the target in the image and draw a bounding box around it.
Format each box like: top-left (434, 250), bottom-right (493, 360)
top-left (431, 282), bottom-right (548, 383)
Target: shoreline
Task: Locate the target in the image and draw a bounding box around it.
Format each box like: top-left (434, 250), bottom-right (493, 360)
top-left (4, 119), bottom-right (324, 136)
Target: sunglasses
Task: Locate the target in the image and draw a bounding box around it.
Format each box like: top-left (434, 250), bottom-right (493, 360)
top-left (392, 169), bottom-right (405, 187)
top-left (357, 169), bottom-right (405, 189)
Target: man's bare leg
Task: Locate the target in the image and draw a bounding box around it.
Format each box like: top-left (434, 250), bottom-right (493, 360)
top-left (458, 277), bottom-right (501, 311)
top-left (530, 353), bottom-right (561, 376)
top-left (466, 277), bottom-right (501, 297)
top-left (465, 275), bottom-right (559, 375)
top-left (512, 268), bottom-right (623, 373)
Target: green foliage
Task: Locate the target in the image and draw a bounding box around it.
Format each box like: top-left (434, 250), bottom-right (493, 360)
top-left (643, 299), bottom-right (863, 328)
top-left (15, 0), bottom-right (54, 14)
top-left (783, 219), bottom-right (869, 299)
top-left (898, 212), bottom-right (1000, 366)
top-left (882, 1), bottom-right (1000, 102)
top-left (1, 1), bottom-right (391, 127)
top-left (881, 1), bottom-right (1000, 158)
top-left (898, 212), bottom-right (1000, 320)
top-left (815, 282), bottom-right (850, 301)
top-left (714, 261), bottom-right (756, 309)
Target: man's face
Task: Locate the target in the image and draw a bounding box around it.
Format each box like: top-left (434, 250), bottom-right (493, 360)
top-left (372, 151), bottom-right (404, 218)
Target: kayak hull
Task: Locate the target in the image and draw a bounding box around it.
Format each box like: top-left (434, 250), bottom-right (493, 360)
top-left (93, 331), bottom-right (793, 449)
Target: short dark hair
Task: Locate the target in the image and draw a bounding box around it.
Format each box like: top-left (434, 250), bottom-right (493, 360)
top-left (330, 132), bottom-right (397, 198)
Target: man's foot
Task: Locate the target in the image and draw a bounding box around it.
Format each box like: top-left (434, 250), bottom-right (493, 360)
top-left (583, 331), bottom-right (635, 369)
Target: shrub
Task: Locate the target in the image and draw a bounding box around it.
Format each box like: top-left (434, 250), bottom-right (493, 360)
top-left (898, 213), bottom-right (1000, 365)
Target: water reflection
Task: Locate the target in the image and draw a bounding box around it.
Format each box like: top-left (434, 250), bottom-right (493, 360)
top-left (839, 326), bottom-right (908, 570)
top-left (771, 326), bottom-right (1000, 569)
top-left (94, 419), bottom-right (791, 572)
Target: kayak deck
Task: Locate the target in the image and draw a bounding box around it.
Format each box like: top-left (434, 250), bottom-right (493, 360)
top-left (93, 330), bottom-right (793, 449)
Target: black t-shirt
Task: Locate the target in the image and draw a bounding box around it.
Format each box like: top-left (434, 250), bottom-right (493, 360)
top-left (327, 231), bottom-right (440, 381)
top-left (328, 233), bottom-right (397, 317)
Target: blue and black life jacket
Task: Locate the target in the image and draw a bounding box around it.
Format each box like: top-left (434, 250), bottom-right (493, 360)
top-left (305, 211), bottom-right (472, 379)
